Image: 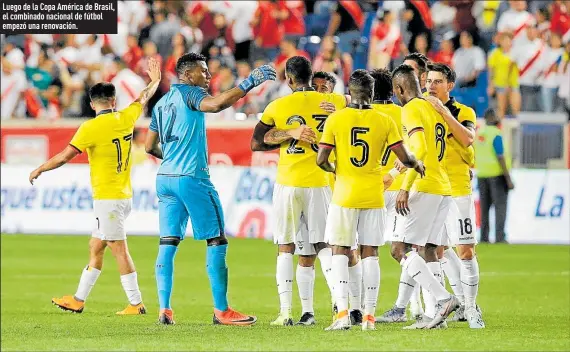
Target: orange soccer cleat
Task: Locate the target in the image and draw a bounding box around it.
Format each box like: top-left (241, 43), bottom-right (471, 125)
top-left (116, 302), bottom-right (147, 315)
top-left (52, 295), bottom-right (85, 313)
top-left (213, 307), bottom-right (257, 326)
top-left (158, 308), bottom-right (175, 325)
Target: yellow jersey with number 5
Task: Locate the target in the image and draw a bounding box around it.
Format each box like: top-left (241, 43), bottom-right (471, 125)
top-left (401, 98), bottom-right (451, 196)
top-left (372, 101), bottom-right (405, 192)
top-left (260, 89), bottom-right (346, 187)
top-left (444, 97), bottom-right (476, 197)
top-left (69, 103), bottom-right (143, 200)
top-left (320, 106), bottom-right (403, 208)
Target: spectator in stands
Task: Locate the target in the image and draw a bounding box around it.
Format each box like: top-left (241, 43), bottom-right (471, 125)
top-left (403, 0), bottom-right (433, 53)
top-left (449, 0), bottom-right (480, 48)
top-left (558, 41), bottom-right (570, 114)
top-left (452, 31), bottom-right (486, 88)
top-left (313, 36), bottom-right (347, 83)
top-left (430, 0), bottom-right (456, 41)
top-left (512, 24), bottom-right (544, 112)
top-left (222, 1), bottom-right (257, 62)
top-left (180, 14), bottom-right (204, 54)
top-left (163, 35), bottom-right (187, 87)
top-left (274, 38), bottom-right (310, 80)
top-left (472, 0), bottom-right (502, 51)
top-left (278, 0), bottom-right (306, 42)
top-left (136, 41), bottom-right (163, 85)
top-left (251, 0), bottom-right (284, 62)
top-left (325, 1), bottom-right (365, 76)
top-left (1, 56), bottom-right (27, 119)
top-left (487, 32), bottom-right (521, 119)
top-left (475, 108), bottom-right (514, 244)
top-left (550, 1), bottom-right (570, 42)
top-left (536, 6), bottom-right (552, 40)
top-left (411, 32), bottom-right (430, 58)
top-left (149, 9), bottom-right (181, 59)
top-left (540, 33), bottom-right (565, 112)
top-left (430, 35), bottom-right (455, 67)
top-left (123, 35), bottom-right (143, 72)
top-left (497, 0), bottom-right (535, 53)
top-left (3, 36), bottom-right (25, 71)
top-left (368, 9), bottom-right (401, 70)
top-left (110, 57), bottom-right (146, 111)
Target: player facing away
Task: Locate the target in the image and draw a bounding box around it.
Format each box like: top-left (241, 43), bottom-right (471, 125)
top-left (424, 63), bottom-right (484, 328)
top-left (312, 71), bottom-right (365, 325)
top-left (389, 64), bottom-right (461, 329)
top-left (317, 70), bottom-right (425, 331)
top-left (251, 57), bottom-right (347, 326)
top-left (29, 58), bottom-right (162, 314)
top-left (145, 53), bottom-right (276, 326)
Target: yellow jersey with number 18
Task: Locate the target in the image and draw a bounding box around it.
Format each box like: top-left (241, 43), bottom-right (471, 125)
top-left (70, 103), bottom-right (143, 200)
top-left (320, 106), bottom-right (403, 209)
top-left (444, 97), bottom-right (476, 197)
top-left (401, 97), bottom-right (451, 196)
top-left (372, 101), bottom-right (405, 192)
top-left (260, 89), bottom-right (346, 187)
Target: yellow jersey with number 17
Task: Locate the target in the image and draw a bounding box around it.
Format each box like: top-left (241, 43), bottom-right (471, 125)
top-left (372, 101), bottom-right (405, 192)
top-left (401, 97), bottom-right (451, 196)
top-left (260, 88), bottom-right (346, 187)
top-left (320, 106), bottom-right (403, 209)
top-left (444, 97), bottom-right (476, 197)
top-left (70, 103), bottom-right (143, 200)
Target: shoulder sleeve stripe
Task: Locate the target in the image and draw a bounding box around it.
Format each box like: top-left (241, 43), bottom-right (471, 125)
top-left (387, 140), bottom-right (403, 149)
top-left (408, 127), bottom-right (424, 137)
top-left (69, 144), bottom-right (82, 154)
top-left (259, 120), bottom-right (275, 127)
top-left (319, 143), bottom-right (335, 149)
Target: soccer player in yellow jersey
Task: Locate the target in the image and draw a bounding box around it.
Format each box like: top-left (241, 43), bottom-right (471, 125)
top-left (389, 64), bottom-right (461, 329)
top-left (250, 57), bottom-right (347, 326)
top-left (424, 63), bottom-right (485, 329)
top-left (28, 58), bottom-right (162, 315)
top-left (317, 70), bottom-right (425, 331)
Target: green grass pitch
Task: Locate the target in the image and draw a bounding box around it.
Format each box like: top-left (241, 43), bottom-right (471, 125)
top-left (1, 234), bottom-right (569, 351)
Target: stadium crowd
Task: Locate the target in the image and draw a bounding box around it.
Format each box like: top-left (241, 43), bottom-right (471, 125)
top-left (2, 0), bottom-right (570, 121)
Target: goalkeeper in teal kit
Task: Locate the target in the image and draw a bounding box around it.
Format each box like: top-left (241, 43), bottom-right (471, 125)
top-left (145, 53), bottom-right (276, 325)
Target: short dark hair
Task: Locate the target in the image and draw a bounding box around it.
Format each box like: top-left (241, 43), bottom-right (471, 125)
top-left (312, 71), bottom-right (337, 87)
top-left (369, 68), bottom-right (392, 100)
top-left (427, 63), bottom-right (456, 83)
top-left (89, 82), bottom-right (116, 104)
top-left (285, 56), bottom-right (313, 84)
top-left (392, 64), bottom-right (419, 93)
top-left (403, 52), bottom-right (429, 74)
top-left (176, 52), bottom-right (207, 77)
top-left (348, 69), bottom-right (374, 100)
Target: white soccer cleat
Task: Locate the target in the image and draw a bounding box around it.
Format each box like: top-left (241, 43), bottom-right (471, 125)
top-left (465, 306), bottom-right (485, 329)
top-left (270, 313), bottom-right (293, 326)
top-left (425, 295), bottom-right (461, 329)
top-left (325, 311), bottom-right (351, 331)
top-left (361, 315), bottom-right (376, 331)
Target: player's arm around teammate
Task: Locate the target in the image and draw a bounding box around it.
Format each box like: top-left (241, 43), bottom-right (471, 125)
top-left (28, 58), bottom-right (162, 316)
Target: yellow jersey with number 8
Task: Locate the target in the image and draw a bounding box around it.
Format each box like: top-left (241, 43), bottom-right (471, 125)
top-left (401, 98), bottom-right (451, 196)
top-left (320, 106), bottom-right (403, 208)
top-left (372, 101), bottom-right (405, 192)
top-left (260, 89), bottom-right (346, 187)
top-left (70, 103), bottom-right (143, 200)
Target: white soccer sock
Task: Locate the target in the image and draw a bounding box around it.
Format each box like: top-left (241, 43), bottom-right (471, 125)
top-left (120, 272), bottom-right (142, 305)
top-left (348, 260), bottom-right (363, 311)
top-left (362, 257), bottom-right (380, 317)
top-left (395, 268), bottom-right (416, 309)
top-left (442, 248), bottom-right (465, 303)
top-left (317, 248), bottom-right (335, 301)
top-left (401, 251), bottom-right (450, 302)
top-left (276, 253), bottom-right (294, 316)
top-left (409, 284), bottom-right (424, 316)
top-left (424, 262), bottom-right (444, 318)
top-left (296, 265), bottom-right (315, 314)
top-left (331, 255), bottom-right (350, 313)
top-left (74, 265), bottom-right (101, 302)
top-left (461, 256), bottom-right (480, 309)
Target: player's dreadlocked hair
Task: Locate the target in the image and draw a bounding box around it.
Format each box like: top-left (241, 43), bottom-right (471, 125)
top-left (176, 52), bottom-right (207, 77)
top-left (369, 68), bottom-right (393, 101)
top-left (89, 82), bottom-right (116, 104)
top-left (427, 62), bottom-right (456, 83)
top-left (312, 71), bottom-right (337, 87)
top-left (285, 56), bottom-right (313, 84)
top-left (348, 69), bottom-right (374, 101)
top-left (404, 52), bottom-right (429, 75)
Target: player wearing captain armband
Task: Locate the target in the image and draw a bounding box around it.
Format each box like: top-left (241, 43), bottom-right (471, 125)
top-left (29, 58), bottom-right (162, 316)
top-left (145, 53), bottom-right (276, 325)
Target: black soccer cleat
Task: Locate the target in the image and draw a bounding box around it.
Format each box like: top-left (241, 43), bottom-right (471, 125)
top-left (350, 309), bottom-right (363, 326)
top-left (295, 312), bottom-right (316, 326)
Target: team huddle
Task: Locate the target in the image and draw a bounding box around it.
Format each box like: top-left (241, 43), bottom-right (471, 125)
top-left (29, 50), bottom-right (484, 330)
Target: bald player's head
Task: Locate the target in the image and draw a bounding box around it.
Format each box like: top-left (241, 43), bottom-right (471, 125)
top-left (392, 64), bottom-right (422, 105)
